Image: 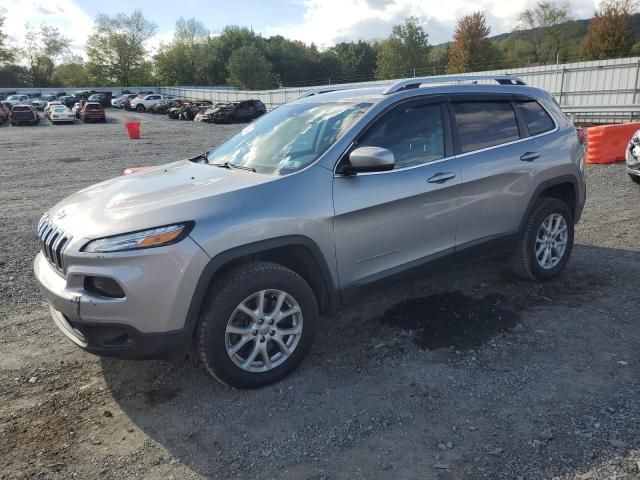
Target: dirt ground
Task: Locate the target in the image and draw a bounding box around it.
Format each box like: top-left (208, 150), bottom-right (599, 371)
top-left (1, 109), bottom-right (639, 480)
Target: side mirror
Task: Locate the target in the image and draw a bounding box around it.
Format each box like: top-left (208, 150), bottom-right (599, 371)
top-left (344, 146), bottom-right (395, 174)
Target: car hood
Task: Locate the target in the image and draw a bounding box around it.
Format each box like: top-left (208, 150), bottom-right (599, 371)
top-left (46, 159), bottom-right (274, 240)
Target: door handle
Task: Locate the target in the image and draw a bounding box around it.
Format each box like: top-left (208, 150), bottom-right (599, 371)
top-left (427, 172), bottom-right (456, 184)
top-left (520, 151), bottom-right (540, 162)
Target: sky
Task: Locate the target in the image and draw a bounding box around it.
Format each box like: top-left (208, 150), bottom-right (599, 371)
top-left (1, 0), bottom-right (600, 57)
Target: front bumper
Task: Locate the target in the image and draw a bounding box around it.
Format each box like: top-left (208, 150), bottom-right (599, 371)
top-left (34, 235), bottom-right (210, 359)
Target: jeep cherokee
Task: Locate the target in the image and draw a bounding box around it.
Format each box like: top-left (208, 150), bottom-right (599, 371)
top-left (34, 75), bottom-right (586, 388)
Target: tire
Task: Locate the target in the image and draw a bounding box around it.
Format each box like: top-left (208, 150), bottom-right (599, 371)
top-left (136, 104), bottom-right (145, 112)
top-left (197, 261), bottom-right (318, 388)
top-left (629, 174), bottom-right (640, 185)
top-left (511, 197), bottom-right (574, 281)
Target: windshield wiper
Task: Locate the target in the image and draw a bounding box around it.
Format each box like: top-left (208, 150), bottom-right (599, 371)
top-left (189, 152), bottom-right (209, 164)
top-left (212, 161), bottom-right (256, 172)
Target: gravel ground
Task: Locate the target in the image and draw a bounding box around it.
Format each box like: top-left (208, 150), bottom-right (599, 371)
top-left (1, 109), bottom-right (639, 480)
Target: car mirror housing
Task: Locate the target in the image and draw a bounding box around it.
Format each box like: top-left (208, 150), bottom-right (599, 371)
top-left (344, 146), bottom-right (395, 174)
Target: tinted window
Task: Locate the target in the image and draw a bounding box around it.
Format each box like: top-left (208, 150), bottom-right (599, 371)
top-left (453, 101), bottom-right (520, 153)
top-left (358, 103), bottom-right (444, 169)
top-left (517, 100), bottom-right (555, 135)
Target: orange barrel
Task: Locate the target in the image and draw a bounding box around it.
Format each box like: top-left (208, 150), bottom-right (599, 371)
top-left (124, 121), bottom-right (141, 139)
top-left (585, 122), bottom-right (640, 164)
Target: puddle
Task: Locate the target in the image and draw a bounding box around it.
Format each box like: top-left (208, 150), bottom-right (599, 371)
top-left (143, 387), bottom-right (181, 406)
top-left (379, 291), bottom-right (519, 350)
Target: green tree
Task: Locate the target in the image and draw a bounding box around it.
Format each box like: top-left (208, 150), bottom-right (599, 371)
top-left (517, 1), bottom-right (575, 63)
top-left (226, 44), bottom-right (274, 89)
top-left (581, 0), bottom-right (634, 59)
top-left (52, 55), bottom-right (91, 86)
top-left (329, 41), bottom-right (377, 79)
top-left (447, 12), bottom-right (494, 73)
top-left (86, 10), bottom-right (157, 86)
top-left (155, 18), bottom-right (210, 85)
top-left (22, 24), bottom-right (70, 86)
top-left (0, 15), bottom-right (14, 65)
top-left (376, 17), bottom-right (431, 79)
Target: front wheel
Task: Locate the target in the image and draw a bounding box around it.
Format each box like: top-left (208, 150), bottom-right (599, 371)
top-left (136, 104), bottom-right (145, 112)
top-left (197, 262), bottom-right (318, 388)
top-left (511, 197), bottom-right (574, 281)
top-left (629, 174), bottom-right (640, 185)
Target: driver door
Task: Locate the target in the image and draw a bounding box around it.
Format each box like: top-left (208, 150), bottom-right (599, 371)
top-left (332, 97), bottom-right (461, 289)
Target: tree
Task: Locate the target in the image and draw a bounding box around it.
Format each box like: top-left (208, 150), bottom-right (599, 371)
top-left (376, 17), bottom-right (431, 79)
top-left (329, 41), bottom-right (377, 80)
top-left (226, 45), bottom-right (274, 89)
top-left (0, 16), bottom-right (14, 65)
top-left (447, 12), bottom-right (493, 73)
top-left (52, 55), bottom-right (91, 86)
top-left (518, 1), bottom-right (575, 63)
top-left (22, 24), bottom-right (70, 86)
top-left (581, 0), bottom-right (634, 60)
top-left (155, 18), bottom-right (210, 85)
top-left (86, 10), bottom-right (157, 86)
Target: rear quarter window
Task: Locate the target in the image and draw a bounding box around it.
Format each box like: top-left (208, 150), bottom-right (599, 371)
top-left (517, 100), bottom-right (555, 135)
top-left (453, 101), bottom-right (520, 153)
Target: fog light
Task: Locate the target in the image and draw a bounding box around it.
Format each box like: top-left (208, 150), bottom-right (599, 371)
top-left (84, 276), bottom-right (125, 298)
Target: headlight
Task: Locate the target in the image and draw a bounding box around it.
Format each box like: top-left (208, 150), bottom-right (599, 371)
top-left (82, 222), bottom-right (194, 253)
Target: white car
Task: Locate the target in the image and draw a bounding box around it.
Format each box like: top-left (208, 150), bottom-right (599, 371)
top-left (5, 94), bottom-right (30, 107)
top-left (44, 101), bottom-right (63, 119)
top-left (111, 94), bottom-right (137, 108)
top-left (49, 105), bottom-right (75, 124)
top-left (129, 94), bottom-right (172, 112)
top-left (72, 102), bottom-right (82, 119)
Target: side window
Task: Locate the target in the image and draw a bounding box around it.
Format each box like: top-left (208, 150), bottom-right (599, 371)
top-left (517, 100), bottom-right (555, 135)
top-left (453, 101), bottom-right (520, 153)
top-left (358, 103), bottom-right (445, 169)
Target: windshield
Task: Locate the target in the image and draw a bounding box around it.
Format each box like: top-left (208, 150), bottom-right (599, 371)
top-left (8, 95), bottom-right (20, 100)
top-left (206, 101), bottom-right (371, 175)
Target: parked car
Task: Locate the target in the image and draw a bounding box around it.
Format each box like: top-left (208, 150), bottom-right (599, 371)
top-left (130, 94), bottom-right (171, 112)
top-left (0, 103), bottom-right (10, 124)
top-left (625, 129), bottom-right (640, 184)
top-left (33, 74), bottom-right (586, 388)
top-left (44, 101), bottom-right (63, 119)
top-left (49, 105), bottom-right (75, 124)
top-left (5, 94), bottom-right (30, 107)
top-left (212, 100), bottom-right (266, 123)
top-left (59, 96), bottom-right (78, 109)
top-left (199, 103), bottom-right (228, 123)
top-left (31, 95), bottom-right (57, 110)
top-left (111, 94), bottom-right (137, 108)
top-left (80, 102), bottom-right (106, 123)
top-left (88, 92), bottom-right (112, 108)
top-left (10, 104), bottom-right (39, 125)
top-left (72, 102), bottom-right (83, 119)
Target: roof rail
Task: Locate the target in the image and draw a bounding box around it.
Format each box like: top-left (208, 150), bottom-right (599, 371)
top-left (298, 85), bottom-right (362, 99)
top-left (382, 75), bottom-right (526, 95)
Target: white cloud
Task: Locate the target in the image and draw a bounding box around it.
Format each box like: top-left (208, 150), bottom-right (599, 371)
top-left (265, 0), bottom-right (598, 47)
top-left (1, 0), bottom-right (94, 57)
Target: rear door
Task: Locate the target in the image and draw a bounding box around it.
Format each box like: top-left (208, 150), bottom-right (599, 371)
top-left (333, 97), bottom-right (461, 288)
top-left (450, 94), bottom-right (543, 247)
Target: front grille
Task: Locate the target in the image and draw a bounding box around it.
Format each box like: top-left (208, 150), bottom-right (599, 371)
top-left (37, 214), bottom-right (72, 272)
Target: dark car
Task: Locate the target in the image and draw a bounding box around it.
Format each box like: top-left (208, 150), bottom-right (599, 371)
top-left (212, 100), bottom-right (266, 124)
top-left (0, 103), bottom-right (9, 124)
top-left (59, 95), bottom-right (78, 109)
top-left (80, 102), bottom-right (106, 123)
top-left (88, 93), bottom-right (112, 108)
top-left (10, 105), bottom-right (39, 126)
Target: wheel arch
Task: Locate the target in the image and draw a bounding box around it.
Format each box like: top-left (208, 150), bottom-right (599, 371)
top-left (520, 175), bottom-right (579, 233)
top-left (185, 235), bottom-right (339, 338)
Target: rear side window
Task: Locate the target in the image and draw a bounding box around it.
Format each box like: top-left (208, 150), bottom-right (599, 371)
top-left (517, 100), bottom-right (555, 135)
top-left (359, 103), bottom-right (445, 169)
top-left (453, 102), bottom-right (520, 153)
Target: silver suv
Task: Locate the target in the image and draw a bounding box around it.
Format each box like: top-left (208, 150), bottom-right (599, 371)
top-left (34, 75), bottom-right (586, 388)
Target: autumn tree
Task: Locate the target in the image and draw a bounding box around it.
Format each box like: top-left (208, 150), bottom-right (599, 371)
top-left (581, 0), bottom-right (634, 59)
top-left (518, 1), bottom-right (575, 63)
top-left (447, 12), bottom-right (493, 73)
top-left (376, 17), bottom-right (431, 79)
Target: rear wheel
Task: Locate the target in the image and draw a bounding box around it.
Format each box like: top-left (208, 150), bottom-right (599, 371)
top-left (511, 197), bottom-right (574, 281)
top-left (197, 262), bottom-right (318, 388)
top-left (136, 104), bottom-right (145, 112)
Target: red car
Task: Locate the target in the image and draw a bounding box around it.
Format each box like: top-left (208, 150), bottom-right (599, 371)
top-left (80, 102), bottom-right (106, 123)
top-left (0, 103), bottom-right (9, 125)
